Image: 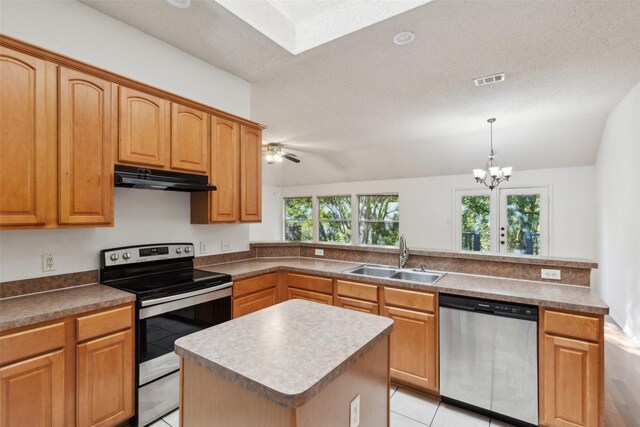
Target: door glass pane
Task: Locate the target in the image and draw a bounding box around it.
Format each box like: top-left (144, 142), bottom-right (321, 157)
top-left (506, 194), bottom-right (541, 255)
top-left (460, 195), bottom-right (490, 252)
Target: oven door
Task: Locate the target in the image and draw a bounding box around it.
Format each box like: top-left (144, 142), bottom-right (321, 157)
top-left (136, 282), bottom-right (231, 426)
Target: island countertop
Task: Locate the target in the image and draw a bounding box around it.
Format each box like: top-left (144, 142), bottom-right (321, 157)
top-left (174, 299), bottom-right (394, 408)
top-left (197, 257), bottom-right (609, 314)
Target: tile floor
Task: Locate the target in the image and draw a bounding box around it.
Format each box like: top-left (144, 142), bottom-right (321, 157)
top-left (150, 386), bottom-right (514, 427)
top-left (389, 386), bottom-right (514, 427)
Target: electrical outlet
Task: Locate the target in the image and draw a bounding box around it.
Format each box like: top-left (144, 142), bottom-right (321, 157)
top-left (315, 248), bottom-right (324, 256)
top-left (200, 242), bottom-right (207, 254)
top-left (42, 254), bottom-right (56, 272)
top-left (541, 269), bottom-right (562, 280)
top-left (221, 241), bottom-right (231, 252)
top-left (350, 394), bottom-right (360, 427)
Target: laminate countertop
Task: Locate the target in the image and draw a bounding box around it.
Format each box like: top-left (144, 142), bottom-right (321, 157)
top-left (174, 299), bottom-right (393, 408)
top-left (199, 257), bottom-right (609, 315)
top-left (0, 284), bottom-right (136, 331)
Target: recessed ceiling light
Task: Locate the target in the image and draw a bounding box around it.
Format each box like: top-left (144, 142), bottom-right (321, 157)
top-left (165, 0), bottom-right (191, 9)
top-left (393, 31), bottom-right (415, 46)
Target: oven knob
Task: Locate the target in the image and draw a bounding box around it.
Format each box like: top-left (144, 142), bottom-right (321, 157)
top-left (110, 253), bottom-right (119, 261)
top-left (176, 248), bottom-right (183, 254)
top-left (185, 246), bottom-right (192, 254)
top-left (123, 252), bottom-right (131, 260)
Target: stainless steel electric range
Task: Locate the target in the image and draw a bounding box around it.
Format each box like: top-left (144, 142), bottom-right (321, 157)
top-left (100, 243), bottom-right (232, 427)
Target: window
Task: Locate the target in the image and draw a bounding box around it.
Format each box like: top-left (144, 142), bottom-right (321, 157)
top-left (284, 197), bottom-right (312, 241)
top-left (318, 196), bottom-right (351, 243)
top-left (454, 187), bottom-right (549, 255)
top-left (358, 194), bottom-right (399, 246)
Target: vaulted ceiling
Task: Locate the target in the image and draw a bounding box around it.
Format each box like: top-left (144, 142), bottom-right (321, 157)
top-left (83, 0), bottom-right (640, 185)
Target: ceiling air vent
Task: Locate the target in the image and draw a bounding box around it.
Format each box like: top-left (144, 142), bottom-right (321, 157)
top-left (474, 73), bottom-right (505, 87)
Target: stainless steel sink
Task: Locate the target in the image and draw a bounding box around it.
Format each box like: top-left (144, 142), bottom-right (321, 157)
top-left (344, 264), bottom-right (445, 284)
top-left (345, 265), bottom-right (397, 278)
top-left (390, 270), bottom-right (443, 284)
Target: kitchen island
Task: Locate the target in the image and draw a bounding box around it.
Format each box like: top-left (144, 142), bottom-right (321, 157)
top-left (174, 299), bottom-right (394, 427)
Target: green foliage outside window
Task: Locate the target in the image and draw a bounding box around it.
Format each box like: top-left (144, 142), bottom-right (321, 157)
top-left (461, 195), bottom-right (490, 252)
top-left (284, 197), bottom-right (312, 241)
top-left (506, 194), bottom-right (541, 255)
top-left (358, 195), bottom-right (399, 246)
top-left (318, 196), bottom-right (351, 243)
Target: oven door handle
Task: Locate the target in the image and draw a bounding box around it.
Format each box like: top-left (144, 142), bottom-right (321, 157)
top-left (139, 283), bottom-right (232, 319)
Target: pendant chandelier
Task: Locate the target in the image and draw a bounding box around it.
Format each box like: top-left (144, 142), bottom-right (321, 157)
top-left (473, 118), bottom-right (512, 190)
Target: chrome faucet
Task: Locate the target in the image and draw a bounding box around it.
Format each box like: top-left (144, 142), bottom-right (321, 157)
top-left (398, 235), bottom-right (409, 268)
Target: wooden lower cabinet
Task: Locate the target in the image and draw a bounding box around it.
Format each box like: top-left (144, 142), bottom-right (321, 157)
top-left (233, 287), bottom-right (278, 318)
top-left (77, 330), bottom-right (134, 427)
top-left (287, 287), bottom-right (333, 305)
top-left (0, 350), bottom-right (66, 427)
top-left (382, 287), bottom-right (438, 393)
top-left (539, 309), bottom-right (603, 427)
top-left (0, 304), bottom-right (134, 427)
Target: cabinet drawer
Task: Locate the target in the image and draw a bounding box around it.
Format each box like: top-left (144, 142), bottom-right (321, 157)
top-left (336, 280), bottom-right (378, 302)
top-left (233, 273), bottom-right (278, 298)
top-left (76, 305), bottom-right (133, 342)
top-left (336, 296), bottom-right (379, 315)
top-left (383, 287), bottom-right (435, 313)
top-left (233, 288), bottom-right (278, 318)
top-left (285, 273), bottom-right (333, 294)
top-left (543, 310), bottom-right (601, 342)
top-left (0, 321), bottom-right (66, 366)
top-left (288, 288), bottom-right (333, 305)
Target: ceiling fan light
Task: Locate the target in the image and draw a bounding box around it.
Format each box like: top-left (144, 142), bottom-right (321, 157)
top-left (265, 154), bottom-right (274, 163)
top-left (274, 154), bottom-right (283, 162)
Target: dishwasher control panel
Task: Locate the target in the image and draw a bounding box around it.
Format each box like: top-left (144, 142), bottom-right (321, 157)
top-left (440, 294), bottom-right (538, 321)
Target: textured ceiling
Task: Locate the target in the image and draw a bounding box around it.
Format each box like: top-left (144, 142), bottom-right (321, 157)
top-left (82, 0), bottom-right (640, 185)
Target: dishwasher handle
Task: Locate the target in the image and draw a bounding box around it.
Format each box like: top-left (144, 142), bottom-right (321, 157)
top-left (440, 294), bottom-right (538, 321)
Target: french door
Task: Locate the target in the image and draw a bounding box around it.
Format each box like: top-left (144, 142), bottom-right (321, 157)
top-left (454, 187), bottom-right (549, 256)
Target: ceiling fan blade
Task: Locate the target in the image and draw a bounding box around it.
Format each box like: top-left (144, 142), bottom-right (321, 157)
top-left (281, 151), bottom-right (298, 157)
top-left (282, 153), bottom-right (301, 163)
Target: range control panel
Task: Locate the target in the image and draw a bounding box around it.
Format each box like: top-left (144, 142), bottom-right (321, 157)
top-left (102, 243), bottom-right (194, 267)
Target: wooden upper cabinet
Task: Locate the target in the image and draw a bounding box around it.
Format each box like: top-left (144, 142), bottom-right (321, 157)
top-left (58, 67), bottom-right (114, 226)
top-left (171, 103), bottom-right (208, 174)
top-left (118, 86), bottom-right (170, 168)
top-left (0, 350), bottom-right (66, 427)
top-left (210, 116), bottom-right (239, 222)
top-left (240, 125), bottom-right (262, 222)
top-left (0, 46), bottom-right (56, 228)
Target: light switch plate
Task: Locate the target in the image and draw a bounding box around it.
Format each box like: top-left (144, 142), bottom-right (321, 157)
top-left (541, 269), bottom-right (561, 280)
top-left (315, 249), bottom-right (324, 256)
top-left (350, 394), bottom-right (360, 427)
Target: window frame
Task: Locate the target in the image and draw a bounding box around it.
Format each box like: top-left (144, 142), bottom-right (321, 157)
top-left (282, 196), bottom-right (313, 242)
top-left (357, 193), bottom-right (400, 246)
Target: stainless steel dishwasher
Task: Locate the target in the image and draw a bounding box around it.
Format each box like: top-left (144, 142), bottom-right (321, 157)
top-left (439, 294), bottom-right (538, 427)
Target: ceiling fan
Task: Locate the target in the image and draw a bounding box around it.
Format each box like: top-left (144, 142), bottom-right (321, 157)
top-left (262, 143), bottom-right (300, 164)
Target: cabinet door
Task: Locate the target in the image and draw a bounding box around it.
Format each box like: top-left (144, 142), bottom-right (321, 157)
top-left (239, 125), bottom-right (262, 222)
top-left (58, 67), bottom-right (114, 225)
top-left (171, 103), bottom-right (208, 174)
top-left (118, 86), bottom-right (169, 168)
top-left (336, 296), bottom-right (379, 314)
top-left (0, 350), bottom-right (65, 427)
top-left (287, 287), bottom-right (333, 305)
top-left (383, 305), bottom-right (438, 392)
top-left (233, 287), bottom-right (277, 319)
top-left (0, 47), bottom-right (56, 227)
top-left (210, 116), bottom-right (239, 222)
top-left (540, 334), bottom-right (600, 427)
top-left (77, 330), bottom-right (134, 427)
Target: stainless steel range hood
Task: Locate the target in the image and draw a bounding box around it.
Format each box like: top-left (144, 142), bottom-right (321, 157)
top-left (114, 165), bottom-right (216, 192)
